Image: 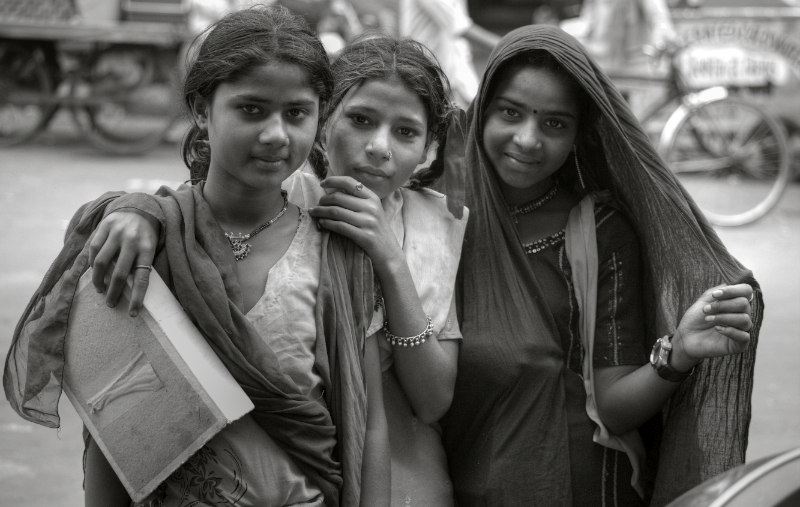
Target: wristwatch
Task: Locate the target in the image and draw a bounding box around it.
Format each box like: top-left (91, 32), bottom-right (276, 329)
top-left (650, 335), bottom-right (693, 382)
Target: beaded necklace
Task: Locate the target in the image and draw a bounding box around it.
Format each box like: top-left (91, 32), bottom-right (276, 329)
top-left (522, 229), bottom-right (566, 255)
top-left (508, 182), bottom-right (558, 223)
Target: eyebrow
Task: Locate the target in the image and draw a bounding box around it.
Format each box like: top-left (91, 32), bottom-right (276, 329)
top-left (345, 104), bottom-right (426, 129)
top-left (232, 93), bottom-right (317, 107)
top-left (496, 95), bottom-right (578, 119)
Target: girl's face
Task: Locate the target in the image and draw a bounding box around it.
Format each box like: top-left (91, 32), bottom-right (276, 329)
top-left (325, 77), bottom-right (430, 199)
top-left (197, 61), bottom-right (320, 191)
top-left (482, 65), bottom-right (580, 191)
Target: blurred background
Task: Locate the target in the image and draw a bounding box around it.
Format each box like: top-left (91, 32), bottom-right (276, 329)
top-left (1, 0), bottom-right (799, 504)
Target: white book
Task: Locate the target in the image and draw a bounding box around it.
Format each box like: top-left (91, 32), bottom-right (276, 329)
top-left (62, 268), bottom-right (254, 502)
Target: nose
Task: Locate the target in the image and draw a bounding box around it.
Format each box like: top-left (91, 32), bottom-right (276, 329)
top-left (258, 114), bottom-right (289, 146)
top-left (513, 119), bottom-right (543, 151)
top-left (365, 125), bottom-right (392, 161)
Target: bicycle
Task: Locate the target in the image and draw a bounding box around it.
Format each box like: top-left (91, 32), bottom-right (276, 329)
top-left (0, 20), bottom-right (184, 155)
top-left (609, 44), bottom-right (792, 226)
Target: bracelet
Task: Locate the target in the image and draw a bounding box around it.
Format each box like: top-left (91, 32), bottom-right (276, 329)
top-left (384, 315), bottom-right (434, 347)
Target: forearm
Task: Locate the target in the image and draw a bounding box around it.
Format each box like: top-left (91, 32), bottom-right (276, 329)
top-left (360, 338), bottom-right (390, 507)
top-left (596, 283), bottom-right (755, 435)
top-left (594, 362), bottom-right (685, 434)
top-left (374, 252), bottom-right (457, 423)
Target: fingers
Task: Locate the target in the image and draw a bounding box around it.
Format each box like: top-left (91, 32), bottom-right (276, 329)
top-left (89, 225), bottom-right (114, 293)
top-left (309, 204), bottom-right (367, 230)
top-left (317, 191), bottom-right (385, 217)
top-left (103, 237), bottom-right (140, 308)
top-left (703, 297), bottom-right (750, 316)
top-left (88, 211), bottom-right (160, 314)
top-left (127, 262), bottom-right (153, 317)
top-left (712, 325), bottom-right (751, 352)
top-left (315, 215), bottom-right (363, 241)
top-left (710, 283), bottom-right (753, 302)
top-left (705, 311), bottom-right (753, 332)
top-left (320, 176), bottom-right (376, 199)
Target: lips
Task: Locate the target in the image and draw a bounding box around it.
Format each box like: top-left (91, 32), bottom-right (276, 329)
top-left (354, 165), bottom-right (389, 178)
top-left (504, 152), bottom-right (539, 165)
top-left (254, 155), bottom-right (286, 163)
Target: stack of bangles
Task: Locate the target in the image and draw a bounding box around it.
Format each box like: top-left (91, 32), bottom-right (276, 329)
top-left (384, 315), bottom-right (434, 347)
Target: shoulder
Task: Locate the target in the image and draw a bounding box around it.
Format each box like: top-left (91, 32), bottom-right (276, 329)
top-left (399, 187), bottom-right (470, 224)
top-left (282, 166), bottom-right (324, 209)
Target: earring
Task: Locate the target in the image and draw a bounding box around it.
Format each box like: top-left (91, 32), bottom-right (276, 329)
top-left (574, 145), bottom-right (586, 190)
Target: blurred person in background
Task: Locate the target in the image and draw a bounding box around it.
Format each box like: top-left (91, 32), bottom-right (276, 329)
top-left (399, 0), bottom-right (501, 107)
top-left (561, 0), bottom-right (679, 73)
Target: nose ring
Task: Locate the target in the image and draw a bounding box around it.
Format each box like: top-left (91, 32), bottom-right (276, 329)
top-left (387, 151), bottom-right (392, 160)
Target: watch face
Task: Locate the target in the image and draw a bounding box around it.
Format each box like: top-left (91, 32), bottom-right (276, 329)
top-left (650, 340), bottom-right (663, 366)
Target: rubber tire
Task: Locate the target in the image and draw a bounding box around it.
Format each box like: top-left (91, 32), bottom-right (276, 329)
top-left (74, 45), bottom-right (178, 155)
top-left (0, 41), bottom-right (58, 147)
top-left (660, 95), bottom-right (791, 226)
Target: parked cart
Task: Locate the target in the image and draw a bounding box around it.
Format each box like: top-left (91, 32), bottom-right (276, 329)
top-left (0, 0), bottom-right (189, 154)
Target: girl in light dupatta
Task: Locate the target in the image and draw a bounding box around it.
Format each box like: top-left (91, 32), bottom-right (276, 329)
top-left (442, 25), bottom-right (761, 507)
top-left (5, 7), bottom-right (388, 507)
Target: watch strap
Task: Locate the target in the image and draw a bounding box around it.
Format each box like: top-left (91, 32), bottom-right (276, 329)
top-left (651, 334), bottom-right (694, 382)
top-left (653, 361), bottom-right (693, 382)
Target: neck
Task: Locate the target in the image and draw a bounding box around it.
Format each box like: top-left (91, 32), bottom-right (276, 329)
top-left (202, 173), bottom-right (287, 231)
top-left (499, 176), bottom-right (557, 207)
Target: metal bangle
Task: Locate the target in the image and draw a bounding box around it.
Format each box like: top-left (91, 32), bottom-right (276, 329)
top-left (383, 315), bottom-right (434, 347)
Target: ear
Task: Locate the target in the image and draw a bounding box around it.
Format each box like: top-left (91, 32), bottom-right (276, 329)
top-left (191, 96), bottom-right (210, 130)
top-left (419, 132), bottom-right (434, 165)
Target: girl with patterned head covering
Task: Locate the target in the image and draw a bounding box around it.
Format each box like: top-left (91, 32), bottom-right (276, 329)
top-left (443, 24), bottom-right (762, 507)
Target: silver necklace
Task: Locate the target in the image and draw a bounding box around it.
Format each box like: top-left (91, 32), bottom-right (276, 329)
top-left (224, 190), bottom-right (289, 261)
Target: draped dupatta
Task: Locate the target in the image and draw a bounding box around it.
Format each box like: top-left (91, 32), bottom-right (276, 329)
top-left (454, 25), bottom-right (762, 505)
top-left (4, 184), bottom-right (373, 507)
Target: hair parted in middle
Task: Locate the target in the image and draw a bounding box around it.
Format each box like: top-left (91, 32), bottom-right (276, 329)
top-left (310, 32), bottom-right (455, 191)
top-left (181, 5), bottom-right (334, 181)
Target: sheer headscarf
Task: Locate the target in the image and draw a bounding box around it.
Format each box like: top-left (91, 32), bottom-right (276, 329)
top-left (453, 25), bottom-right (762, 505)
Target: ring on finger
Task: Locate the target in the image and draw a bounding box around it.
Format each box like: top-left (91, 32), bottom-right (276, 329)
top-left (134, 265), bottom-right (153, 271)
top-left (354, 182), bottom-right (363, 193)
top-left (748, 292), bottom-right (754, 303)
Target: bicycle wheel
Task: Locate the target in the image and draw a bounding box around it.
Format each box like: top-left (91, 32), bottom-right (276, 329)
top-left (74, 45), bottom-right (178, 155)
top-left (0, 41), bottom-right (59, 146)
top-left (660, 95), bottom-right (791, 226)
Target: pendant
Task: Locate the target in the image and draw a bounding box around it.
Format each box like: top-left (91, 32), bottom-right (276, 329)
top-left (225, 233), bottom-right (251, 261)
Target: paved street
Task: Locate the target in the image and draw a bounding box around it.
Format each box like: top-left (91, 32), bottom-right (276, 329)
top-left (1, 116), bottom-right (799, 506)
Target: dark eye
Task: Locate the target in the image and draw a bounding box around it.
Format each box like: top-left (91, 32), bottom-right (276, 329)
top-left (351, 114), bottom-right (371, 125)
top-left (287, 108), bottom-right (308, 119)
top-left (397, 126), bottom-right (418, 137)
top-left (545, 119), bottom-right (566, 129)
top-left (241, 104), bottom-right (261, 114)
top-left (500, 107), bottom-right (520, 118)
